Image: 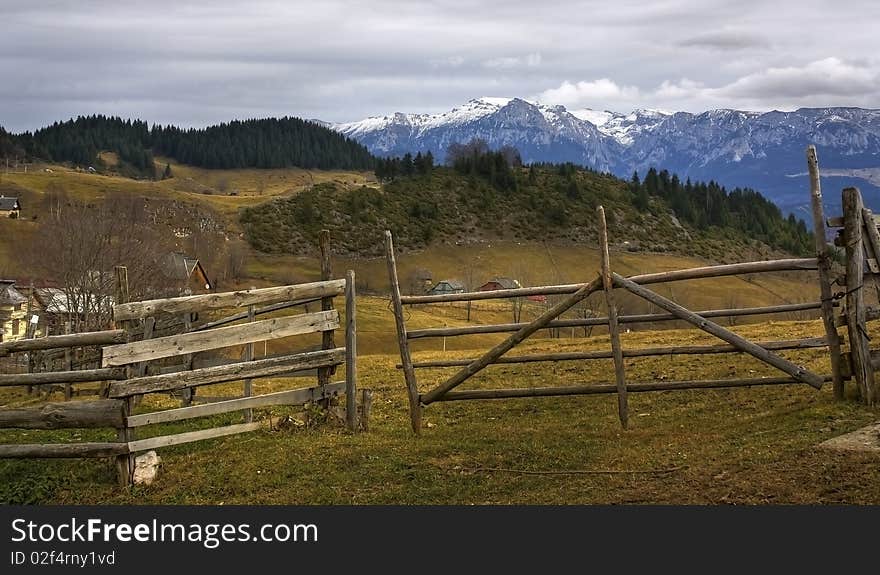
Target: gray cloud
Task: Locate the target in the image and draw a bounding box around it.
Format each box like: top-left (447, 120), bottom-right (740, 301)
top-left (678, 31), bottom-right (770, 51)
top-left (1, 0), bottom-right (879, 131)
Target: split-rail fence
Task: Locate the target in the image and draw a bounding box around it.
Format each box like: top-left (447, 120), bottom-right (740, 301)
top-left (386, 145), bottom-right (878, 433)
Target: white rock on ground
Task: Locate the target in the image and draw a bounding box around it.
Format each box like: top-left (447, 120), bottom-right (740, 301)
top-left (133, 450), bottom-right (161, 485)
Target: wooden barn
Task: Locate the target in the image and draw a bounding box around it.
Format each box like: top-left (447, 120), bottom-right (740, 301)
top-left (479, 276), bottom-right (546, 302)
top-left (479, 277), bottom-right (521, 291)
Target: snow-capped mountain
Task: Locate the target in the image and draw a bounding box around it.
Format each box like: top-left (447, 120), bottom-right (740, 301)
top-left (335, 97), bottom-right (618, 170)
top-left (332, 98), bottom-right (880, 216)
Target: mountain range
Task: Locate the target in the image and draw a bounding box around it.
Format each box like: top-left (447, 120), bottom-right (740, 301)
top-left (331, 97), bottom-right (880, 218)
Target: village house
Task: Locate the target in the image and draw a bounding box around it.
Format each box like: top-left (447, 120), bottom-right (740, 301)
top-left (31, 286), bottom-right (115, 334)
top-left (478, 277), bottom-right (521, 291)
top-left (161, 252), bottom-right (213, 296)
top-left (426, 279), bottom-right (464, 296)
top-left (479, 276), bottom-right (546, 302)
top-left (0, 280), bottom-right (28, 342)
top-left (0, 195), bottom-right (21, 218)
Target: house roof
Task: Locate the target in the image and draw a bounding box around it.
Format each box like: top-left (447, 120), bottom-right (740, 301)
top-left (433, 279), bottom-right (464, 290)
top-left (163, 252), bottom-right (200, 280)
top-left (33, 287), bottom-right (114, 314)
top-left (0, 280), bottom-right (27, 306)
top-left (485, 277), bottom-right (521, 290)
top-left (0, 196), bottom-right (20, 211)
top-left (162, 252), bottom-right (212, 289)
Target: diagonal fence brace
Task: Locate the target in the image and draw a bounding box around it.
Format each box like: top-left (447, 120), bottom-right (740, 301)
top-left (420, 276), bottom-right (604, 404)
top-left (611, 273), bottom-right (823, 389)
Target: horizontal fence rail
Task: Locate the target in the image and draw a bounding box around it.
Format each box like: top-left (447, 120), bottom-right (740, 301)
top-left (434, 375), bottom-right (836, 401)
top-left (0, 442), bottom-right (130, 459)
top-left (113, 280), bottom-right (346, 321)
top-left (193, 299), bottom-right (325, 332)
top-left (400, 258), bottom-right (819, 305)
top-left (0, 368), bottom-right (126, 387)
top-left (0, 399), bottom-right (126, 430)
top-left (108, 348), bottom-right (345, 397)
top-left (126, 382), bottom-right (345, 427)
top-left (102, 310), bottom-right (340, 366)
top-left (0, 330), bottom-right (126, 355)
top-left (127, 422), bottom-right (264, 454)
top-left (406, 302), bottom-right (827, 340)
top-left (405, 337), bottom-right (829, 369)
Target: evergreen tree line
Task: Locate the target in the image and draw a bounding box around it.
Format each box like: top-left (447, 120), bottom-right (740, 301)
top-left (1, 115), bottom-right (375, 176)
top-left (0, 126), bottom-right (25, 159)
top-left (444, 139), bottom-right (523, 193)
top-left (374, 151), bottom-right (434, 182)
top-left (630, 167), bottom-right (813, 255)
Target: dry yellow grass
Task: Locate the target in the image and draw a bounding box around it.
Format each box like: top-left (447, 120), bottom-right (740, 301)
top-left (1, 316), bottom-right (878, 505)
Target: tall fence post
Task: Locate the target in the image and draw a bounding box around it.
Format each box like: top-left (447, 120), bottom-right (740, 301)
top-left (243, 304), bottom-right (255, 423)
top-left (180, 313), bottom-right (195, 406)
top-left (598, 206), bottom-right (628, 429)
top-left (345, 270), bottom-right (358, 431)
top-left (317, 230), bottom-right (336, 409)
top-left (807, 146), bottom-right (846, 400)
top-left (63, 322), bottom-right (73, 401)
top-left (842, 187), bottom-right (876, 405)
top-left (112, 265), bottom-right (133, 488)
top-left (385, 231), bottom-right (422, 434)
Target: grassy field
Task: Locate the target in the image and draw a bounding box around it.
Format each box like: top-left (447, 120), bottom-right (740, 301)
top-left (1, 305), bottom-right (878, 505)
top-left (0, 159), bottom-right (373, 221)
top-left (1, 162), bottom-right (877, 505)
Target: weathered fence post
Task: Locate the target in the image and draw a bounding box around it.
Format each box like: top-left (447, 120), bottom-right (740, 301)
top-left (860, 208), bottom-right (880, 303)
top-left (63, 322), bottom-right (72, 401)
top-left (359, 388), bottom-right (373, 432)
top-left (345, 270), bottom-right (358, 431)
top-left (113, 265), bottom-right (133, 487)
top-left (317, 230), bottom-right (336, 409)
top-left (598, 206), bottom-right (628, 429)
top-left (243, 304), bottom-right (255, 423)
top-left (385, 231), bottom-right (422, 433)
top-left (180, 313), bottom-right (195, 406)
top-left (807, 146), bottom-right (846, 400)
top-left (842, 187), bottom-right (876, 404)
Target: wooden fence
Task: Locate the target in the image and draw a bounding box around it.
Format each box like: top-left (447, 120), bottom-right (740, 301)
top-left (384, 145), bottom-right (877, 433)
top-left (0, 264), bottom-right (362, 486)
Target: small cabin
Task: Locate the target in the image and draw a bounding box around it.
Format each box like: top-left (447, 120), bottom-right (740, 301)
top-left (0, 280), bottom-right (28, 342)
top-left (427, 279), bottom-right (464, 296)
top-left (162, 252), bottom-right (213, 296)
top-left (31, 286), bottom-right (116, 334)
top-left (478, 277), bottom-right (521, 291)
top-left (0, 196), bottom-right (21, 219)
top-left (479, 276), bottom-right (546, 302)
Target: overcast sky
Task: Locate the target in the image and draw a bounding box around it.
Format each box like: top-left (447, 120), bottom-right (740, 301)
top-left (2, 0), bottom-right (879, 132)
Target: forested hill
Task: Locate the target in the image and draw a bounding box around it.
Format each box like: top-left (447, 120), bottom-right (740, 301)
top-left (2, 115), bottom-right (375, 176)
top-left (241, 150), bottom-right (813, 260)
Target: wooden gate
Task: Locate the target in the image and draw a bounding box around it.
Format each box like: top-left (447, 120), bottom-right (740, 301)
top-left (385, 146), bottom-right (856, 433)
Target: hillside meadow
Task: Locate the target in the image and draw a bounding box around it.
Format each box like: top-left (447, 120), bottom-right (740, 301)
top-left (0, 161), bottom-right (877, 505)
